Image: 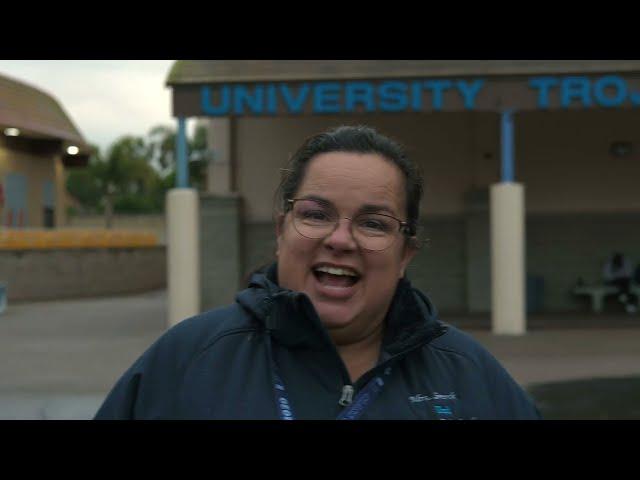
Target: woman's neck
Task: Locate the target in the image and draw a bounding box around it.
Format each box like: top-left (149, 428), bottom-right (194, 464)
top-left (333, 323), bottom-right (384, 384)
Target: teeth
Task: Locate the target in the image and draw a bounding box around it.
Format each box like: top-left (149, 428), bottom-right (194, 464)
top-left (314, 266), bottom-right (359, 277)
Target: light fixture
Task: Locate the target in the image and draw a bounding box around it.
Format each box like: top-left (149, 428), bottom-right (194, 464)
top-left (4, 127), bottom-right (20, 137)
top-left (67, 145), bottom-right (79, 155)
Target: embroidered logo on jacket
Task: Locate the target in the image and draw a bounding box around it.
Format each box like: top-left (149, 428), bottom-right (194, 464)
top-left (408, 392), bottom-right (457, 403)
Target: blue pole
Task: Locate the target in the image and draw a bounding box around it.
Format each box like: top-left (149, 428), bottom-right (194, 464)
top-left (176, 117), bottom-right (188, 188)
top-left (500, 110), bottom-right (515, 183)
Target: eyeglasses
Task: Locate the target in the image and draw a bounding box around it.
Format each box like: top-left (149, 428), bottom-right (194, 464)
top-left (286, 198), bottom-right (412, 251)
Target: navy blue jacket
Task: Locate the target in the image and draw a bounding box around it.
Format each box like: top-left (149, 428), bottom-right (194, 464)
top-left (95, 264), bottom-right (541, 420)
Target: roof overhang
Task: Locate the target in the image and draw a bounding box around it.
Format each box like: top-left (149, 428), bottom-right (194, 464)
top-left (0, 71), bottom-right (90, 166)
top-left (167, 61), bottom-right (640, 117)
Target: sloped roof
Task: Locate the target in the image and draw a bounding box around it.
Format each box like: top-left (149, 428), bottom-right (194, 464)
top-left (166, 60), bottom-right (640, 85)
top-left (0, 72), bottom-right (87, 146)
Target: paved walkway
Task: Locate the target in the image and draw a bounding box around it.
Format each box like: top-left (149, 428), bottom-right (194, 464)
top-left (1, 290), bottom-right (639, 419)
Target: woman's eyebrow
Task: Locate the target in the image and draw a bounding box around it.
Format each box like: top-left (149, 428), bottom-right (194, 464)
top-left (358, 204), bottom-right (396, 216)
top-left (299, 194), bottom-right (333, 207)
top-left (298, 196), bottom-right (397, 216)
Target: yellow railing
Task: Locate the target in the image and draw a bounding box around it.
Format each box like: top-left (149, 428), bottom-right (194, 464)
top-left (0, 229), bottom-right (158, 250)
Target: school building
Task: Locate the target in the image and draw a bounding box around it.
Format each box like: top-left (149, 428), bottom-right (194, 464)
top-left (166, 61), bottom-right (640, 315)
top-left (0, 72), bottom-right (90, 229)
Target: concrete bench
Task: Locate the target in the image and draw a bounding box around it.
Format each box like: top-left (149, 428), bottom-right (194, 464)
top-left (573, 284), bottom-right (640, 313)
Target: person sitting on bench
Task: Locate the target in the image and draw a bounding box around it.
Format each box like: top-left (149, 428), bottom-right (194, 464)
top-left (603, 252), bottom-right (637, 314)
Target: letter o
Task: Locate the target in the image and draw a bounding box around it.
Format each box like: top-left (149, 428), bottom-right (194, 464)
top-left (593, 76), bottom-right (627, 107)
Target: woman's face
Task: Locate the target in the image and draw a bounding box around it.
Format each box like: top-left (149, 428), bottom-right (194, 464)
top-left (276, 152), bottom-right (417, 345)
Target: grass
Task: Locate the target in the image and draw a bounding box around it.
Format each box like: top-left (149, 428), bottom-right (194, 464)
top-left (527, 376), bottom-right (640, 420)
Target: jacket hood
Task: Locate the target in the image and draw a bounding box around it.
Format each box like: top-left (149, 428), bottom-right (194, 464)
top-left (236, 263), bottom-right (446, 354)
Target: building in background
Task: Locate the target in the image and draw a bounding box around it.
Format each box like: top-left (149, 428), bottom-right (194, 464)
top-left (0, 72), bottom-right (90, 229)
top-left (166, 61), bottom-right (640, 314)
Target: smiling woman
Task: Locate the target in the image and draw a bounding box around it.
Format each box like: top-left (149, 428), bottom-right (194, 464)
top-left (94, 125), bottom-right (542, 420)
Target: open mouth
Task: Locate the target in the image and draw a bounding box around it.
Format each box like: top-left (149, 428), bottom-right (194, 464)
top-left (312, 265), bottom-right (361, 288)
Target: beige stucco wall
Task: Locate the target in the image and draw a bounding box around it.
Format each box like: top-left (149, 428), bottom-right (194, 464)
top-left (518, 109), bottom-right (640, 213)
top-left (233, 109), bottom-right (640, 221)
top-left (0, 145), bottom-right (57, 228)
top-left (54, 155), bottom-right (67, 227)
top-left (235, 112), bottom-right (500, 222)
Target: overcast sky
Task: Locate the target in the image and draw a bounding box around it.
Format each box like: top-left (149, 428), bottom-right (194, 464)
top-left (0, 60), bottom-right (185, 153)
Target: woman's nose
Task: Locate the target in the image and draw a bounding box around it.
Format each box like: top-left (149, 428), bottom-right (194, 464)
top-left (323, 218), bottom-right (357, 251)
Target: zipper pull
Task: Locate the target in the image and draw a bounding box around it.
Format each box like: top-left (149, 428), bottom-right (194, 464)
top-left (338, 385), bottom-right (355, 406)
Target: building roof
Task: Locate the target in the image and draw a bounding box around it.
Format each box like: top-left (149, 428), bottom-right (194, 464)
top-left (166, 60), bottom-right (640, 85)
top-left (0, 72), bottom-right (88, 147)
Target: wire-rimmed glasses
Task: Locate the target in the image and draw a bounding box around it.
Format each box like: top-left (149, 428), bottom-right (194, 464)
top-left (286, 198), bottom-right (412, 251)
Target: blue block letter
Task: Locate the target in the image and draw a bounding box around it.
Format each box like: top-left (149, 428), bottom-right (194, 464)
top-left (593, 75), bottom-right (627, 107)
top-left (424, 80), bottom-right (453, 111)
top-left (529, 77), bottom-right (559, 109)
top-left (233, 85), bottom-right (265, 115)
top-left (313, 82), bottom-right (342, 114)
top-left (280, 83), bottom-right (311, 114)
top-left (378, 81), bottom-right (409, 112)
top-left (560, 76), bottom-right (592, 108)
top-left (344, 82), bottom-right (376, 112)
top-left (456, 79), bottom-right (485, 110)
top-left (201, 85), bottom-right (230, 116)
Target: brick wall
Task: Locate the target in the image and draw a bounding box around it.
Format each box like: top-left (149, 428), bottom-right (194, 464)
top-left (0, 247), bottom-right (166, 302)
top-left (199, 195), bottom-right (243, 312)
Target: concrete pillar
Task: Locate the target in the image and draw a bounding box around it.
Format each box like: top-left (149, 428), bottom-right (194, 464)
top-left (206, 117), bottom-right (234, 195)
top-left (490, 183), bottom-right (526, 335)
top-left (167, 188), bottom-right (200, 326)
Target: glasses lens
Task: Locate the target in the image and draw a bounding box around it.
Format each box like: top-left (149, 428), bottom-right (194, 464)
top-left (292, 199), bottom-right (336, 238)
top-left (290, 200), bottom-right (401, 251)
top-left (353, 213), bottom-right (397, 250)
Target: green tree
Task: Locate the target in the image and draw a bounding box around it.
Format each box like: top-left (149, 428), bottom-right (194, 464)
top-left (66, 136), bottom-right (162, 227)
top-left (66, 124), bottom-right (208, 225)
top-left (146, 123), bottom-right (209, 190)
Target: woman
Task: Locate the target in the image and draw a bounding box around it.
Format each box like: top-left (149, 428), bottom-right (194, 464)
top-left (95, 125), bottom-right (541, 420)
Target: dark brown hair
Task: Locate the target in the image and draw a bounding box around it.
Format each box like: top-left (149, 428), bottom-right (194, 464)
top-left (274, 125), bottom-right (423, 242)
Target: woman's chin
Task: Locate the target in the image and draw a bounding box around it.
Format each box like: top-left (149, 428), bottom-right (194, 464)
top-left (313, 301), bottom-right (357, 329)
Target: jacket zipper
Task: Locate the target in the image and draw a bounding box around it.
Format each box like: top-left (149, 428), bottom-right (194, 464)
top-left (338, 385), bottom-right (355, 406)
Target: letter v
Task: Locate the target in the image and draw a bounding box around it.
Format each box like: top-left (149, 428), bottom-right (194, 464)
top-left (279, 84), bottom-right (311, 113)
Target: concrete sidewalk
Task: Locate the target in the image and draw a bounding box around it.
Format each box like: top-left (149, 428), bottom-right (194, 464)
top-left (1, 290), bottom-right (639, 419)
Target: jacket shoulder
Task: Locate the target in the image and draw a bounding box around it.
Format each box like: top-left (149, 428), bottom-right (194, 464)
top-left (94, 302), bottom-right (258, 419)
top-left (154, 303), bottom-right (259, 365)
top-left (428, 324), bottom-right (491, 367)
top-left (427, 324), bottom-right (542, 419)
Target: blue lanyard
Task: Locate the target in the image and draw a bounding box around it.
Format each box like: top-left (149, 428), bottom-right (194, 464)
top-left (271, 361), bottom-right (392, 420)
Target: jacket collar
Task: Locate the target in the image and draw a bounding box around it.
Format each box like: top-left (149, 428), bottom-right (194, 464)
top-left (236, 262), bottom-right (446, 354)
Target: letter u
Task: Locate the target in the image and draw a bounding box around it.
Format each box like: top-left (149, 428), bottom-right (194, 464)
top-left (201, 85), bottom-right (230, 115)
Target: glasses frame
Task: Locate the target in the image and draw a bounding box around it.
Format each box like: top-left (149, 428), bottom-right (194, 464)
top-left (285, 198), bottom-right (413, 251)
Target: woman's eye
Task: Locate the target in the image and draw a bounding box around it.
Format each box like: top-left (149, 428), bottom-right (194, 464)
top-left (361, 219), bottom-right (388, 231)
top-left (302, 210), bottom-right (330, 221)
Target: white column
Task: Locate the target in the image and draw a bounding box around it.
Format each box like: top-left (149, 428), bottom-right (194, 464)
top-left (206, 117), bottom-right (233, 194)
top-left (490, 182), bottom-right (526, 335)
top-left (167, 188), bottom-right (200, 327)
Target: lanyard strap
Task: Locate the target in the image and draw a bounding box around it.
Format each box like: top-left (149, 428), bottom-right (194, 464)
top-left (336, 368), bottom-right (391, 420)
top-left (271, 359), bottom-right (392, 420)
top-left (272, 369), bottom-right (295, 420)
